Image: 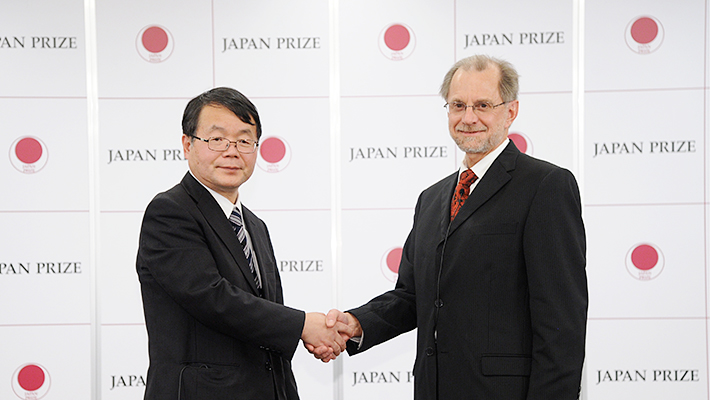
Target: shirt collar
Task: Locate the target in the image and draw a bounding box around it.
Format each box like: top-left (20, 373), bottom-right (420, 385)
top-left (458, 138), bottom-right (509, 180)
top-left (189, 170), bottom-right (242, 219)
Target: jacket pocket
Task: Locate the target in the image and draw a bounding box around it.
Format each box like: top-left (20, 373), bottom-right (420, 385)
top-left (179, 363), bottom-right (250, 399)
top-left (481, 354), bottom-right (531, 376)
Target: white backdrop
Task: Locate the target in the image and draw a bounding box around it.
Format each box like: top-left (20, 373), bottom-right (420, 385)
top-left (1, 0), bottom-right (707, 399)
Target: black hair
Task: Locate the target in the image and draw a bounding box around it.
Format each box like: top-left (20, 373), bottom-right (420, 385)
top-left (181, 87), bottom-right (262, 139)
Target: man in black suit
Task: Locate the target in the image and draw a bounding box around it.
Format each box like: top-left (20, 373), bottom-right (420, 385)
top-left (137, 87), bottom-right (348, 400)
top-left (322, 55), bottom-right (588, 399)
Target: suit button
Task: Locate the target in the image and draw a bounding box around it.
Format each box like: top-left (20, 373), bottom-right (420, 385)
top-left (425, 347), bottom-right (434, 356)
top-left (434, 299), bottom-right (443, 308)
top-left (265, 361), bottom-right (272, 371)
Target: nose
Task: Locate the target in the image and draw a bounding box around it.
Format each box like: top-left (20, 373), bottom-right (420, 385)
top-left (461, 106), bottom-right (480, 124)
top-left (223, 141), bottom-right (242, 156)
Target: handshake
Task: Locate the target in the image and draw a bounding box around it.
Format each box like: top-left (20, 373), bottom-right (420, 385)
top-left (300, 309), bottom-right (362, 363)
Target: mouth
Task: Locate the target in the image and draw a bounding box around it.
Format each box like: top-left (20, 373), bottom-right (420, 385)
top-left (218, 165), bottom-right (243, 172)
top-left (457, 129), bottom-right (485, 135)
top-left (456, 123), bottom-right (485, 134)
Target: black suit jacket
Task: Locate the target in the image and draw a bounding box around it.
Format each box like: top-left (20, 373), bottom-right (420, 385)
top-left (136, 172), bottom-right (305, 400)
top-left (348, 142), bottom-right (588, 400)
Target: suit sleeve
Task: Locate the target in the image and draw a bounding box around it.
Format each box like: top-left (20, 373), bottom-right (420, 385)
top-left (523, 168), bottom-right (588, 399)
top-left (346, 197), bottom-right (421, 354)
top-left (137, 193), bottom-right (305, 359)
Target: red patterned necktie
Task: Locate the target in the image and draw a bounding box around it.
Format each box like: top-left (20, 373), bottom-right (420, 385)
top-left (450, 169), bottom-right (478, 221)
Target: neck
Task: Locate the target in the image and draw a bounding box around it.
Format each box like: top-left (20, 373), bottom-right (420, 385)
top-left (464, 138), bottom-right (508, 168)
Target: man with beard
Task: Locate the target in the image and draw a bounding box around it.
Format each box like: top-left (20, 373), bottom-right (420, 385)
top-left (322, 55), bottom-right (588, 399)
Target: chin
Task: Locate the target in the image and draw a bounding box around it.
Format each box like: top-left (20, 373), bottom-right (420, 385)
top-left (454, 139), bottom-right (486, 154)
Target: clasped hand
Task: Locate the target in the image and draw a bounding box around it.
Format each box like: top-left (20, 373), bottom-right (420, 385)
top-left (301, 309), bottom-right (362, 363)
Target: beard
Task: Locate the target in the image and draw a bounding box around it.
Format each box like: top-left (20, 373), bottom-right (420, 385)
top-left (451, 125), bottom-right (506, 154)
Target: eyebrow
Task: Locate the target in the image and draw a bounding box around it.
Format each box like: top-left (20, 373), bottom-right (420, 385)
top-left (206, 125), bottom-right (254, 135)
top-left (450, 98), bottom-right (495, 104)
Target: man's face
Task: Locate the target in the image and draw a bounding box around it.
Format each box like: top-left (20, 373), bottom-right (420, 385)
top-left (183, 104), bottom-right (258, 203)
top-left (447, 66), bottom-right (518, 166)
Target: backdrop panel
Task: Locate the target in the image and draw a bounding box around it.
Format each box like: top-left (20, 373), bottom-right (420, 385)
top-left (514, 92), bottom-right (575, 170)
top-left (1, 98), bottom-right (89, 211)
top-left (214, 0), bottom-right (330, 98)
top-left (585, 204), bottom-right (705, 320)
top-left (343, 330), bottom-right (416, 400)
top-left (340, 209), bottom-right (417, 398)
top-left (239, 97), bottom-right (332, 211)
top-left (585, 90), bottom-right (704, 206)
top-left (99, 98), bottom-right (188, 212)
top-left (586, 319), bottom-right (707, 399)
top-left (0, 212), bottom-right (90, 325)
top-left (455, 0), bottom-right (573, 94)
top-left (99, 212), bottom-right (146, 325)
top-left (96, 0), bottom-right (214, 98)
top-left (101, 325), bottom-right (149, 400)
top-left (0, 0), bottom-right (86, 97)
top-left (1, 326), bottom-right (92, 400)
top-left (339, 0), bottom-right (455, 97)
top-left (257, 209), bottom-right (335, 399)
top-left (586, 0), bottom-right (705, 92)
top-left (340, 96), bottom-right (457, 210)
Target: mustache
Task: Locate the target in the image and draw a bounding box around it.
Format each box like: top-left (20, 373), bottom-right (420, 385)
top-left (456, 125), bottom-right (486, 133)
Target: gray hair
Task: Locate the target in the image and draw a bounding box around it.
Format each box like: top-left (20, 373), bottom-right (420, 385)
top-left (439, 55), bottom-right (519, 102)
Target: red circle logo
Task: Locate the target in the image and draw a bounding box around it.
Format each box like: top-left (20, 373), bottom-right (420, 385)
top-left (142, 26), bottom-right (169, 53)
top-left (379, 23), bottom-right (416, 61)
top-left (384, 25), bottom-right (410, 51)
top-left (625, 16), bottom-right (664, 54)
top-left (12, 363), bottom-right (50, 399)
top-left (630, 244), bottom-right (658, 271)
top-left (630, 17), bottom-right (658, 44)
top-left (625, 243), bottom-right (664, 280)
top-left (10, 136), bottom-right (48, 174)
top-left (136, 25), bottom-right (174, 63)
top-left (18, 365), bottom-right (45, 391)
top-left (256, 136), bottom-right (292, 173)
top-left (15, 137), bottom-right (43, 164)
top-left (508, 132), bottom-right (532, 155)
top-left (260, 137), bottom-right (287, 163)
top-left (381, 247), bottom-right (403, 282)
top-left (385, 247), bottom-right (403, 274)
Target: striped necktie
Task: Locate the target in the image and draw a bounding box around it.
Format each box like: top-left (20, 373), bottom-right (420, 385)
top-left (228, 207), bottom-right (262, 292)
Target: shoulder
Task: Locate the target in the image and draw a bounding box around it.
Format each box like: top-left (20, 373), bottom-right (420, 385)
top-left (145, 173), bottom-right (210, 211)
top-left (241, 204), bottom-right (268, 231)
top-left (140, 179), bottom-right (205, 229)
top-left (421, 171), bottom-right (458, 196)
top-left (145, 183), bottom-right (189, 211)
top-left (514, 152), bottom-right (578, 185)
top-left (510, 155), bottom-right (582, 212)
top-left (405, 171), bottom-right (457, 215)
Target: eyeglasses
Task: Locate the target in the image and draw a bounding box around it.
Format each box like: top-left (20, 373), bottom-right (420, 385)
top-left (444, 101), bottom-right (509, 115)
top-left (192, 136), bottom-right (259, 153)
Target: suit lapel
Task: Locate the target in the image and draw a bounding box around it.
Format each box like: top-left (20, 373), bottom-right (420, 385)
top-left (447, 142), bottom-right (519, 236)
top-left (437, 172), bottom-right (458, 242)
top-left (180, 173), bottom-right (261, 296)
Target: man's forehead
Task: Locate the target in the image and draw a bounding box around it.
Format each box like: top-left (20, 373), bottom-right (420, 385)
top-left (198, 104), bottom-right (255, 126)
top-left (453, 65), bottom-right (500, 84)
top-left (204, 124), bottom-right (255, 134)
top-left (449, 67), bottom-right (501, 99)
